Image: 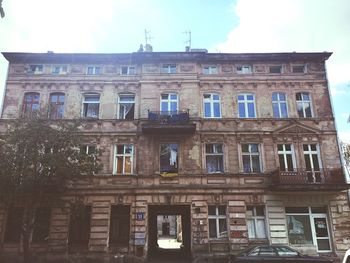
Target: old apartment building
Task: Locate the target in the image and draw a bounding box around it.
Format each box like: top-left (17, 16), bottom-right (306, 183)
top-left (0, 50), bottom-right (349, 262)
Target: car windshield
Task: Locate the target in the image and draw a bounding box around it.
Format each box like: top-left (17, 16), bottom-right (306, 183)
top-left (237, 247), bottom-right (256, 256)
top-left (275, 246), bottom-right (299, 257)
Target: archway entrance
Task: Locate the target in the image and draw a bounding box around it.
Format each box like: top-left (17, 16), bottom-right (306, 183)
top-left (148, 205), bottom-right (191, 261)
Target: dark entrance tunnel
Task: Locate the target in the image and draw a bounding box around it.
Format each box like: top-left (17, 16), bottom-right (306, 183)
top-left (148, 205), bottom-right (191, 260)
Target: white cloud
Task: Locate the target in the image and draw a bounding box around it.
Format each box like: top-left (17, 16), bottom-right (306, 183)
top-left (339, 131), bottom-right (350, 144)
top-left (216, 0), bottom-right (350, 85)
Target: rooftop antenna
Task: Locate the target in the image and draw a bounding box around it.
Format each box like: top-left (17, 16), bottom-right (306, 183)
top-left (144, 29), bottom-right (153, 52)
top-left (184, 30), bottom-right (191, 51)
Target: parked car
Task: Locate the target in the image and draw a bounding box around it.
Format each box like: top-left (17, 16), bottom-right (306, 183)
top-left (342, 249), bottom-right (350, 263)
top-left (230, 245), bottom-right (333, 263)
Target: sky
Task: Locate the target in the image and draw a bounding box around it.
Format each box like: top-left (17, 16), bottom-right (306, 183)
top-left (0, 0), bottom-right (349, 142)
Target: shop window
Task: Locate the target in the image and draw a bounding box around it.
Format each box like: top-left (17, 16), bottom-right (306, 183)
top-left (109, 205), bottom-right (130, 245)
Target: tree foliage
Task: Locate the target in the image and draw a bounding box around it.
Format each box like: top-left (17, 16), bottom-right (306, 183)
top-left (0, 115), bottom-right (101, 262)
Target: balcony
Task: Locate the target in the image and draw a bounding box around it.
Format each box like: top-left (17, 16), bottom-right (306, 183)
top-left (271, 168), bottom-right (349, 191)
top-left (142, 110), bottom-right (196, 135)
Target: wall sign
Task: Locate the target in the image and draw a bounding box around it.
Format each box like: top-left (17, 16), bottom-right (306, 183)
top-left (136, 212), bottom-right (145, 221)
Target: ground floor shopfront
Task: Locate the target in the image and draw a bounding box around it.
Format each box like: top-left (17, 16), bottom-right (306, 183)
top-left (0, 191), bottom-right (349, 262)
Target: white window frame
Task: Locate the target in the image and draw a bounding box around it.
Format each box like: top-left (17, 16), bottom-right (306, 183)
top-left (113, 144), bottom-right (134, 175)
top-left (81, 145), bottom-right (97, 155)
top-left (238, 93), bottom-right (256, 118)
top-left (277, 144), bottom-right (296, 171)
top-left (86, 66), bottom-right (102, 75)
top-left (205, 143), bottom-right (224, 173)
top-left (202, 65), bottom-right (218, 74)
top-left (120, 66), bottom-right (136, 75)
top-left (236, 65), bottom-right (252, 74)
top-left (52, 65), bottom-right (68, 75)
top-left (246, 206), bottom-right (267, 239)
top-left (208, 206), bottom-right (227, 239)
top-left (118, 93), bottom-right (135, 120)
top-left (303, 144), bottom-right (322, 170)
top-left (82, 93), bottom-right (100, 118)
top-left (272, 92), bottom-right (288, 118)
top-left (160, 64), bottom-right (176, 74)
top-left (241, 143), bottom-right (261, 173)
top-left (203, 93), bottom-right (221, 118)
top-left (160, 93), bottom-right (178, 112)
top-left (296, 92), bottom-right (313, 118)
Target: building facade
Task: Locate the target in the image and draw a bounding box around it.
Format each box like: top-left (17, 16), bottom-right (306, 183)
top-left (0, 51), bottom-right (349, 262)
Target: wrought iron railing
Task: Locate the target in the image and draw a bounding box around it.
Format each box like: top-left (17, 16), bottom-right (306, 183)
top-left (147, 110), bottom-right (190, 124)
top-left (272, 168), bottom-right (344, 185)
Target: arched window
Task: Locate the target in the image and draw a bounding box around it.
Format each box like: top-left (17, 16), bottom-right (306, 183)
top-left (22, 92), bottom-right (40, 117)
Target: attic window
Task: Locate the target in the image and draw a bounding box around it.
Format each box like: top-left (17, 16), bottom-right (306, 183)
top-left (269, 66), bottom-right (282, 73)
top-left (236, 65), bottom-right (252, 74)
top-left (28, 65), bottom-right (43, 74)
top-left (292, 65), bottom-right (306, 73)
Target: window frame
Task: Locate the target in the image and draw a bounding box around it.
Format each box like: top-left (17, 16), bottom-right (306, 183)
top-left (236, 65), bottom-right (252, 74)
top-left (203, 93), bottom-right (221, 118)
top-left (296, 92), bottom-right (313, 118)
top-left (205, 143), bottom-right (224, 173)
top-left (120, 66), bottom-right (136, 75)
top-left (113, 144), bottom-right (134, 175)
top-left (109, 205), bottom-right (131, 245)
top-left (86, 65), bottom-right (102, 75)
top-left (159, 143), bottom-right (179, 174)
top-left (202, 65), bottom-right (218, 74)
top-left (160, 93), bottom-right (178, 113)
top-left (277, 144), bottom-right (296, 172)
top-left (272, 92), bottom-right (288, 118)
top-left (51, 65), bottom-right (68, 75)
top-left (118, 93), bottom-right (135, 120)
top-left (49, 92), bottom-right (65, 119)
top-left (28, 64), bottom-right (43, 74)
top-left (160, 64), bottom-right (177, 74)
top-left (82, 93), bottom-right (100, 118)
top-left (208, 205), bottom-right (228, 239)
top-left (241, 143), bottom-right (262, 173)
top-left (292, 64), bottom-right (306, 73)
top-left (238, 93), bottom-right (256, 118)
top-left (269, 65), bottom-right (282, 74)
top-left (22, 92), bottom-right (40, 117)
top-left (246, 206), bottom-right (267, 239)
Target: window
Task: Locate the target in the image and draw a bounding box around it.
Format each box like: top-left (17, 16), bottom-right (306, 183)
top-left (161, 93), bottom-right (178, 113)
top-left (296, 92), bottom-right (312, 118)
top-left (203, 93), bottom-right (221, 118)
top-left (208, 206), bottom-right (227, 239)
top-left (118, 94), bottom-right (135, 120)
top-left (272, 92), bottom-right (288, 118)
top-left (292, 65), bottom-right (306, 73)
top-left (242, 144), bottom-right (261, 173)
top-left (286, 207), bottom-right (331, 251)
top-left (238, 94), bottom-right (256, 118)
top-left (86, 66), bottom-right (101, 75)
top-left (236, 65), bottom-right (252, 74)
top-left (269, 65), bottom-right (282, 73)
top-left (52, 65), bottom-right (68, 74)
top-left (303, 144), bottom-right (321, 182)
top-left (83, 94), bottom-right (100, 118)
top-left (113, 144), bottom-right (133, 174)
top-left (202, 65), bottom-right (218, 74)
top-left (80, 145), bottom-right (97, 155)
top-left (205, 144), bottom-right (224, 173)
top-left (247, 206), bottom-right (267, 239)
top-left (160, 144), bottom-right (178, 174)
top-left (49, 93), bottom-right (65, 119)
top-left (278, 144), bottom-right (295, 171)
top-left (121, 66), bottom-right (136, 75)
top-left (28, 64), bottom-right (43, 74)
top-left (22, 92), bottom-right (40, 117)
top-left (161, 64), bottom-right (176, 74)
top-left (4, 207), bottom-right (23, 243)
top-left (32, 207), bottom-right (51, 243)
top-left (109, 205), bottom-right (130, 245)
top-left (68, 206), bottom-right (91, 247)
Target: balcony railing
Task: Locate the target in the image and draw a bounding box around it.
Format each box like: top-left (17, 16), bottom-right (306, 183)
top-left (142, 110), bottom-right (196, 134)
top-left (271, 168), bottom-right (348, 189)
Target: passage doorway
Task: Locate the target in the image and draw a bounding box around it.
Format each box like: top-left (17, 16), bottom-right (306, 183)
top-left (148, 205), bottom-right (191, 260)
